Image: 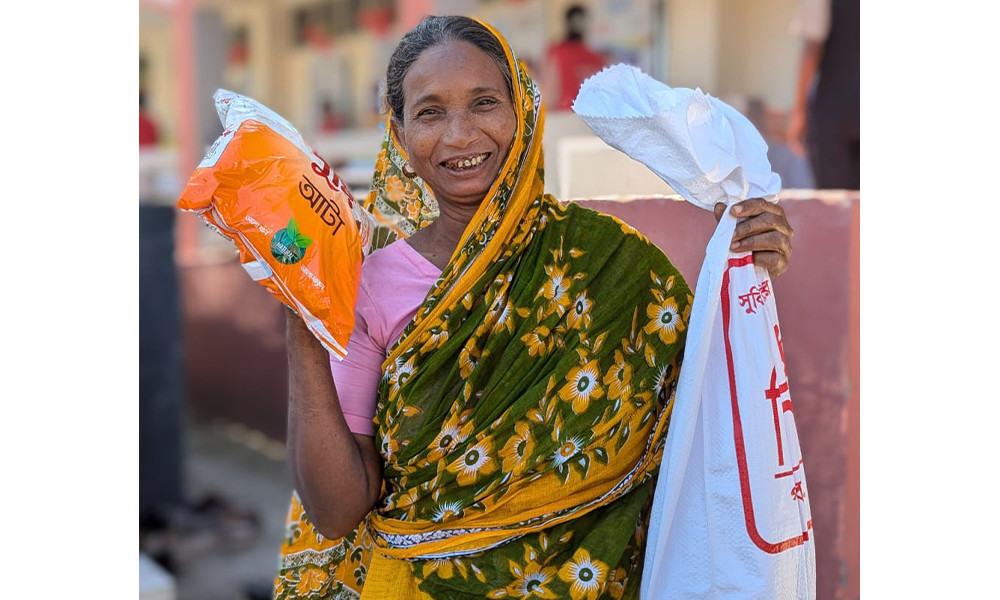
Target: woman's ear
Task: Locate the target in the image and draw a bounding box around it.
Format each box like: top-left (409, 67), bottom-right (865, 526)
top-left (392, 118), bottom-right (407, 151)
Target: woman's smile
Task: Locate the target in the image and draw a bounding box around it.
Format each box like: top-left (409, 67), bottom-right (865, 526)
top-left (441, 151), bottom-right (491, 171)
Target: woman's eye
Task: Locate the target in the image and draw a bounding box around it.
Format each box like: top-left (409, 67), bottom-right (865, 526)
top-left (416, 108), bottom-right (440, 118)
top-left (477, 97), bottom-right (499, 107)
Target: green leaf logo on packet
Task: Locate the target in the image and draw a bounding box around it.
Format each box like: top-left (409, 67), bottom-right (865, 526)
top-left (271, 218), bottom-right (312, 264)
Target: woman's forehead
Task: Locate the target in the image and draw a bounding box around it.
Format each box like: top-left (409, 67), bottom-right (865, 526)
top-left (403, 39), bottom-right (510, 102)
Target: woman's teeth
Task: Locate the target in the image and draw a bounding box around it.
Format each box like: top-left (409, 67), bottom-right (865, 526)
top-left (446, 154), bottom-right (487, 170)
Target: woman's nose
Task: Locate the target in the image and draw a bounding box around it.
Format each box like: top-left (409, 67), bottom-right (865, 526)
top-left (442, 112), bottom-right (476, 146)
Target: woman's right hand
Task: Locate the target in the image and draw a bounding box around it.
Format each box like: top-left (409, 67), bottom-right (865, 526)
top-left (284, 309), bottom-right (383, 539)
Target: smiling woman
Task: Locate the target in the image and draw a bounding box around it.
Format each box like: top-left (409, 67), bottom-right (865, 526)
top-left (275, 14), bottom-right (794, 600)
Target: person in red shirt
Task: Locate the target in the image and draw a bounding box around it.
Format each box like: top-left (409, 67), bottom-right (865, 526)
top-left (139, 91), bottom-right (159, 148)
top-left (319, 99), bottom-right (345, 134)
top-left (543, 4), bottom-right (608, 111)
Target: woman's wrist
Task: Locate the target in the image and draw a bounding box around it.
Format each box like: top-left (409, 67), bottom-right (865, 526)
top-left (285, 308), bottom-right (318, 343)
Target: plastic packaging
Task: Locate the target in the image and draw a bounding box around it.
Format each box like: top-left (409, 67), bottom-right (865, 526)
top-left (177, 89), bottom-right (374, 359)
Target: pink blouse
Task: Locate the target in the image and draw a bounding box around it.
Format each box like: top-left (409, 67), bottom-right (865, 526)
top-left (330, 238), bottom-right (441, 436)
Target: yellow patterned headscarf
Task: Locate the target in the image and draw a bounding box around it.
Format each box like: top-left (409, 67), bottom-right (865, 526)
top-left (275, 18), bottom-right (692, 600)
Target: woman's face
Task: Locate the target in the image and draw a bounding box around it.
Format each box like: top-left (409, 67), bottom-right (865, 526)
top-left (395, 39), bottom-right (517, 209)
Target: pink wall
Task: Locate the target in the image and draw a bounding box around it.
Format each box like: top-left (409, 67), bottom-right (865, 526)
top-left (178, 193), bottom-right (860, 599)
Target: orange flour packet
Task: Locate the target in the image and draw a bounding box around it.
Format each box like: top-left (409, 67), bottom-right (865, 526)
top-left (178, 89), bottom-right (373, 359)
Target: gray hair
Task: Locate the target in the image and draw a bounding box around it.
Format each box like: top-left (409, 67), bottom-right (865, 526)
top-left (385, 16), bottom-right (513, 123)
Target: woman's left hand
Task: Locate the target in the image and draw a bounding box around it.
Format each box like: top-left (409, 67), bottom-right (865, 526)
top-left (714, 198), bottom-right (794, 278)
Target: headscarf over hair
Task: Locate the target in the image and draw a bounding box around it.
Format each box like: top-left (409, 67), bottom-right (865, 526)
top-left (275, 18), bottom-right (692, 600)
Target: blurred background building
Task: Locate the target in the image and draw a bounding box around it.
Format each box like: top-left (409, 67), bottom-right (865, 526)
top-left (139, 1), bottom-right (858, 599)
top-left (140, 0), bottom-right (810, 210)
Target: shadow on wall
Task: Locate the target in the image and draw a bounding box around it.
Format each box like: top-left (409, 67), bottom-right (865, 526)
top-left (179, 249), bottom-right (290, 441)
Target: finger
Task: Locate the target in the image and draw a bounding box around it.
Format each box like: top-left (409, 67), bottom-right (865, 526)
top-left (714, 202), bottom-right (726, 223)
top-left (731, 229), bottom-right (793, 262)
top-left (752, 250), bottom-right (788, 278)
top-left (731, 212), bottom-right (794, 247)
top-left (733, 200), bottom-right (795, 240)
top-left (731, 197), bottom-right (778, 218)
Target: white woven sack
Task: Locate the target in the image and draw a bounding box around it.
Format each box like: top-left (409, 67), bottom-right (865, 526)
top-left (571, 64), bottom-right (816, 599)
top-left (640, 211), bottom-right (816, 599)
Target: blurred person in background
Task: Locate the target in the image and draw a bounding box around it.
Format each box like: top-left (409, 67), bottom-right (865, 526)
top-left (139, 91), bottom-right (159, 148)
top-left (786, 0), bottom-right (859, 189)
top-left (319, 98), bottom-right (346, 134)
top-left (543, 4), bottom-right (608, 111)
top-left (139, 90), bottom-right (184, 546)
top-left (738, 95), bottom-right (815, 190)
top-left (139, 89), bottom-right (260, 574)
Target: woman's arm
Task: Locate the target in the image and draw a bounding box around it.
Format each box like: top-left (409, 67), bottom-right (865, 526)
top-left (786, 39), bottom-right (824, 158)
top-left (285, 310), bottom-right (383, 539)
